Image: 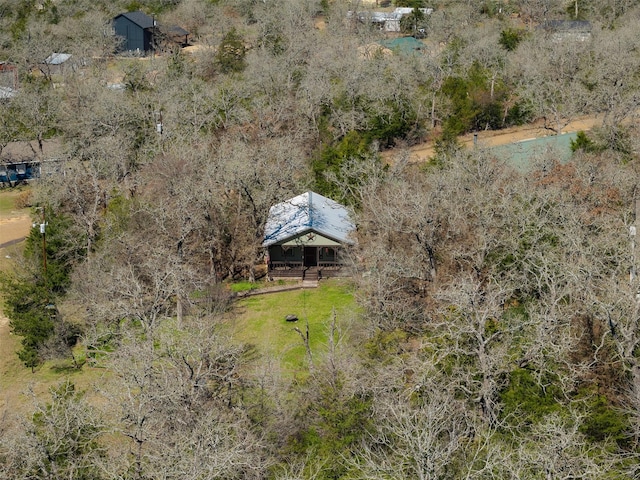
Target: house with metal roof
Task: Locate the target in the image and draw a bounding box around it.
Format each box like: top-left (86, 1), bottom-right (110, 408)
top-left (263, 192), bottom-right (355, 280)
top-left (41, 52), bottom-right (74, 78)
top-left (349, 7), bottom-right (432, 32)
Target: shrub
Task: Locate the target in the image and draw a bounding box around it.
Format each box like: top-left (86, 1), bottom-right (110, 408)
top-left (570, 130), bottom-right (599, 153)
top-left (499, 28), bottom-right (524, 51)
top-left (579, 394), bottom-right (629, 446)
top-left (15, 189), bottom-right (33, 208)
top-left (216, 28), bottom-right (247, 74)
top-left (500, 368), bottom-right (562, 426)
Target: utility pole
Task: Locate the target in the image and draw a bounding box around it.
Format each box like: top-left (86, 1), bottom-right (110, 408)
top-left (631, 224), bottom-right (636, 284)
top-left (34, 206), bottom-right (47, 279)
top-left (631, 193), bottom-right (640, 297)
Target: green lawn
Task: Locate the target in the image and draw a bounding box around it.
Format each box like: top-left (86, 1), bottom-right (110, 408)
top-left (0, 186), bottom-right (30, 217)
top-left (229, 279), bottom-right (358, 372)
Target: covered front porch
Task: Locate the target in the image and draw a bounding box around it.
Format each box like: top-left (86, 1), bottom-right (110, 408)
top-left (267, 238), bottom-right (347, 280)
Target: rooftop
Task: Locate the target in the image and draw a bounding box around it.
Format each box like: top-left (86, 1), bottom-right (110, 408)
top-left (263, 192), bottom-right (355, 246)
top-left (114, 11), bottom-right (155, 29)
top-left (44, 52), bottom-right (72, 65)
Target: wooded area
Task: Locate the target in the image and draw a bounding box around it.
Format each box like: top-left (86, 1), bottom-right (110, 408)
top-left (2, 0), bottom-right (640, 478)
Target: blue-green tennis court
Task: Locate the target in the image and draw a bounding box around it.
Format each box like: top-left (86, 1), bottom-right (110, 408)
top-left (488, 132), bottom-right (578, 171)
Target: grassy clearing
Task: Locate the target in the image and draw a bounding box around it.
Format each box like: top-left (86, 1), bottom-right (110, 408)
top-left (0, 316), bottom-right (107, 420)
top-left (0, 186), bottom-right (30, 216)
top-left (229, 279), bottom-right (358, 372)
top-left (0, 192), bottom-right (14, 215)
top-left (229, 280), bottom-right (259, 293)
top-left (0, 187), bottom-right (105, 418)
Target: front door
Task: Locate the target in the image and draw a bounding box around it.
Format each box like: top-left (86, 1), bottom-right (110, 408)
top-left (304, 247), bottom-right (317, 267)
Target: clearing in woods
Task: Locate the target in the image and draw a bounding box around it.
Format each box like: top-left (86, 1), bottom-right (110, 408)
top-left (0, 188), bottom-right (34, 419)
top-left (0, 114), bottom-right (603, 416)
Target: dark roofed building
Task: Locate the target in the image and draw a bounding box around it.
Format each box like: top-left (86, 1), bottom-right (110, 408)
top-left (113, 11), bottom-right (156, 53)
top-left (158, 25), bottom-right (190, 48)
top-left (113, 11), bottom-right (190, 54)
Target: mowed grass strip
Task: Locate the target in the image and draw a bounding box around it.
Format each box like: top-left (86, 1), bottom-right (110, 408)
top-left (230, 279), bottom-right (357, 371)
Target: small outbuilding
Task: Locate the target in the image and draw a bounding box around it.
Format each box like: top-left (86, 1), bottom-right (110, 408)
top-left (157, 24), bottom-right (190, 48)
top-left (113, 11), bottom-right (156, 54)
top-left (42, 52), bottom-right (74, 77)
top-left (263, 192), bottom-right (355, 280)
top-left (0, 62), bottom-right (18, 91)
top-left (0, 86), bottom-right (15, 100)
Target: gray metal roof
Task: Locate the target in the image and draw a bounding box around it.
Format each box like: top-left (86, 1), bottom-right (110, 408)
top-left (115, 11), bottom-right (155, 29)
top-left (263, 192), bottom-right (355, 246)
top-left (0, 86), bottom-right (15, 99)
top-left (44, 53), bottom-right (72, 65)
top-left (160, 24), bottom-right (189, 37)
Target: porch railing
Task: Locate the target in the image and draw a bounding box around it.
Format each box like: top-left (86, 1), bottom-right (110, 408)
top-left (318, 261), bottom-right (343, 269)
top-left (269, 261), bottom-right (303, 270)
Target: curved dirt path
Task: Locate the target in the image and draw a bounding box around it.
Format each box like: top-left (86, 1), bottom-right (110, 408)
top-left (0, 215), bottom-right (32, 248)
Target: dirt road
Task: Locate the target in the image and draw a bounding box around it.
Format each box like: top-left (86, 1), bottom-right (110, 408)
top-left (0, 215), bottom-right (32, 248)
top-left (384, 115), bottom-right (601, 163)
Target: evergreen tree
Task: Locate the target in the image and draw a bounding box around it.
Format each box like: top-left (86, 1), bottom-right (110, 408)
top-left (216, 28), bottom-right (247, 74)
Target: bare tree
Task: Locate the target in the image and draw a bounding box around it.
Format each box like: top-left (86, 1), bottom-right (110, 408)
top-left (0, 380), bottom-right (106, 480)
top-left (498, 412), bottom-right (619, 478)
top-left (514, 33), bottom-right (592, 134)
top-left (586, 18), bottom-right (640, 148)
top-left (351, 382), bottom-right (472, 479)
top-left (516, 0), bottom-right (565, 27)
top-left (99, 310), bottom-right (268, 480)
top-left (10, 82), bottom-right (61, 156)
